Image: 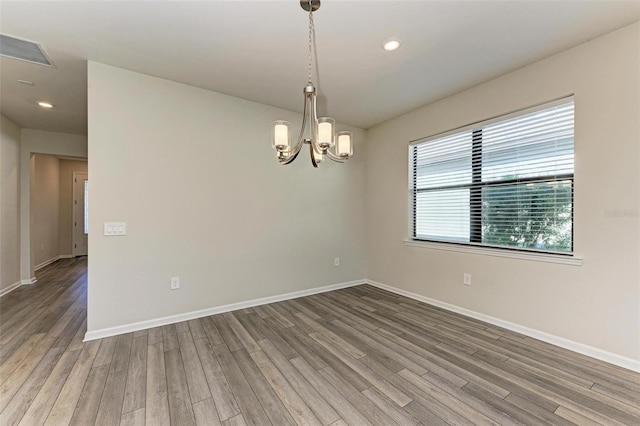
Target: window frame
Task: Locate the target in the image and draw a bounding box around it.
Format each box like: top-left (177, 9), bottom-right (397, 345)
top-left (408, 95), bottom-right (580, 263)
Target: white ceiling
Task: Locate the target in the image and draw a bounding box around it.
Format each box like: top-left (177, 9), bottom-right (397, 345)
top-left (1, 1), bottom-right (639, 135)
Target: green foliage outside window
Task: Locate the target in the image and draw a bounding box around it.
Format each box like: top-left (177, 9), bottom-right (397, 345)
top-left (481, 180), bottom-right (572, 251)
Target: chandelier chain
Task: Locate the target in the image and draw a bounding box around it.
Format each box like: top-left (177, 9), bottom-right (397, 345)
top-left (307, 1), bottom-right (315, 84)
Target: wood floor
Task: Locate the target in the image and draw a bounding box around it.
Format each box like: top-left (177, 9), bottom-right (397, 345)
top-left (1, 258), bottom-right (639, 425)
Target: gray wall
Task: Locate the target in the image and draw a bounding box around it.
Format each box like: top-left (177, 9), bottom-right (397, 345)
top-left (87, 62), bottom-right (367, 333)
top-left (365, 23), bottom-right (639, 362)
top-left (1, 115), bottom-right (21, 293)
top-left (30, 154), bottom-right (60, 268)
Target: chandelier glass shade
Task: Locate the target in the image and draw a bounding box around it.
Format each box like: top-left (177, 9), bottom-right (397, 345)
top-left (271, 0), bottom-right (353, 168)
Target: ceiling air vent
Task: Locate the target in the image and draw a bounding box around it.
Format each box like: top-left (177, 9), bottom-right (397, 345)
top-left (0, 34), bottom-right (53, 67)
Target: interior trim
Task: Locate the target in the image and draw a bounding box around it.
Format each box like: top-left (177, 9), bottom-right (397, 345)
top-left (84, 278), bottom-right (366, 341)
top-left (34, 254), bottom-right (75, 271)
top-left (0, 281), bottom-right (22, 298)
top-left (404, 240), bottom-right (583, 266)
top-left (366, 279), bottom-right (639, 373)
top-left (84, 274), bottom-right (638, 372)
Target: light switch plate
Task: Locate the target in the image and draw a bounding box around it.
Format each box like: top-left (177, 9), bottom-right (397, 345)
top-left (104, 222), bottom-right (126, 236)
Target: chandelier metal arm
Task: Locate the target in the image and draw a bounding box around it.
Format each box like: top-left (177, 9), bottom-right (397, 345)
top-left (325, 150), bottom-right (347, 163)
top-left (294, 90), bottom-right (311, 152)
top-left (278, 144), bottom-right (302, 165)
top-left (310, 142), bottom-right (319, 168)
top-left (277, 89), bottom-right (311, 165)
top-left (308, 86), bottom-right (319, 149)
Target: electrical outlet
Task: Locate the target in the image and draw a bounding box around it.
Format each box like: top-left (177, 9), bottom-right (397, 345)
top-left (334, 257), bottom-right (340, 267)
top-left (463, 273), bottom-right (472, 286)
top-left (170, 276), bottom-right (180, 290)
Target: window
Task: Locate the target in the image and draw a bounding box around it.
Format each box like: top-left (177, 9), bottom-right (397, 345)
top-left (410, 97), bottom-right (574, 254)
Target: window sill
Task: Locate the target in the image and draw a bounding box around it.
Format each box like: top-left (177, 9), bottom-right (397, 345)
top-left (403, 240), bottom-right (583, 266)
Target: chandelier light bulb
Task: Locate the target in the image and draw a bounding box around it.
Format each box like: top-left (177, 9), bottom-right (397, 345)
top-left (317, 117), bottom-right (335, 149)
top-left (336, 131), bottom-right (353, 157)
top-left (272, 121), bottom-right (291, 151)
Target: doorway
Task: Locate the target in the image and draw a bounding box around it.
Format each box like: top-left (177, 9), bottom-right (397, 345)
top-left (72, 172), bottom-right (88, 256)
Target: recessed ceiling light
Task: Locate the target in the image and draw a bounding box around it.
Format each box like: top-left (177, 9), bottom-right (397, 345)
top-left (383, 38), bottom-right (401, 52)
top-left (37, 101), bottom-right (53, 108)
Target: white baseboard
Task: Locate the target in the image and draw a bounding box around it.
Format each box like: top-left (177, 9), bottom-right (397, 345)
top-left (21, 277), bottom-right (37, 285)
top-left (0, 281), bottom-right (22, 298)
top-left (34, 256), bottom-right (58, 271)
top-left (84, 279), bottom-right (365, 342)
top-left (34, 254), bottom-right (75, 272)
top-left (366, 279), bottom-right (640, 373)
top-left (82, 276), bottom-right (640, 372)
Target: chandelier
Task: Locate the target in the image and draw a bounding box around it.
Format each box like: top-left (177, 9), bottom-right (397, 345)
top-left (271, 0), bottom-right (353, 168)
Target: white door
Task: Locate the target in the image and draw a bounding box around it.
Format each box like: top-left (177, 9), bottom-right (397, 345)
top-left (72, 172), bottom-right (88, 256)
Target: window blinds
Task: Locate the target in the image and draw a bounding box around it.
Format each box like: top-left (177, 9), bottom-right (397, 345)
top-left (410, 97), bottom-right (574, 253)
